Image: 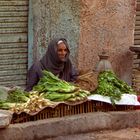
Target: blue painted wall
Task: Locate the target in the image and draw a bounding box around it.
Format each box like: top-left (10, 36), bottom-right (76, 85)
top-left (29, 0), bottom-right (81, 67)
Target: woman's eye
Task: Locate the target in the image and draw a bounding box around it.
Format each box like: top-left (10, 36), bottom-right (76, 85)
top-left (58, 49), bottom-right (67, 52)
top-left (58, 49), bottom-right (62, 52)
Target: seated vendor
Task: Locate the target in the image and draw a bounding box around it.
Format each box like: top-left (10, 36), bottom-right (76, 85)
top-left (25, 38), bottom-right (78, 91)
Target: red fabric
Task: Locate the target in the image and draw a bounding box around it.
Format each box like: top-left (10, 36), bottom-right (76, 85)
top-left (135, 95), bottom-right (140, 110)
top-left (137, 95), bottom-right (140, 102)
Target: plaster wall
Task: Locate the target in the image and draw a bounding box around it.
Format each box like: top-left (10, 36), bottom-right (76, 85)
top-left (78, 0), bottom-right (136, 84)
top-left (32, 0), bottom-right (80, 65)
top-left (31, 0), bottom-right (136, 84)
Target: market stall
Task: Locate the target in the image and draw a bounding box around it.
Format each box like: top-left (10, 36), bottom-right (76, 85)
top-left (0, 70), bottom-right (139, 125)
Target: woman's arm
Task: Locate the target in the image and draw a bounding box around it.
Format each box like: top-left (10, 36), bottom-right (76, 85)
top-left (25, 64), bottom-right (40, 92)
top-left (70, 65), bottom-right (79, 82)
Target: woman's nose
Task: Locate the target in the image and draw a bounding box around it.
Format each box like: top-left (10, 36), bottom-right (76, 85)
top-left (62, 50), bottom-right (67, 55)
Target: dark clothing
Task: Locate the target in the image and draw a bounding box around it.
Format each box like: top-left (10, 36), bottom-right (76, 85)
top-left (25, 38), bottom-right (78, 91)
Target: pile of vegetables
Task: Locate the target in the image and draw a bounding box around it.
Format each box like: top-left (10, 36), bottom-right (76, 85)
top-left (0, 88), bottom-right (56, 113)
top-left (0, 71), bottom-right (90, 113)
top-left (0, 88), bottom-right (29, 110)
top-left (33, 70), bottom-right (90, 102)
top-left (0, 70), bottom-right (136, 112)
top-left (34, 71), bottom-right (76, 93)
top-left (92, 70), bottom-right (136, 104)
top-left (7, 88), bottom-right (29, 103)
top-left (10, 91), bottom-right (55, 113)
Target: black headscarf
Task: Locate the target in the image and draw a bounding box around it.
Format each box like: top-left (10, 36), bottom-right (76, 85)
top-left (40, 38), bottom-right (73, 81)
top-left (25, 38), bottom-right (77, 91)
top-left (25, 38), bottom-right (75, 91)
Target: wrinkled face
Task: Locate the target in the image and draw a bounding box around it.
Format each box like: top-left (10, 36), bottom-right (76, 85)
top-left (57, 42), bottom-right (68, 61)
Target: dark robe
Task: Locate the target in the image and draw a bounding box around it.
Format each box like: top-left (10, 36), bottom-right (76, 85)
top-left (25, 38), bottom-right (78, 91)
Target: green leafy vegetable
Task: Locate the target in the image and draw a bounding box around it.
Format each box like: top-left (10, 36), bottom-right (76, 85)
top-left (0, 100), bottom-right (17, 110)
top-left (33, 70), bottom-right (77, 93)
top-left (92, 71), bottom-right (136, 105)
top-left (7, 88), bottom-right (29, 103)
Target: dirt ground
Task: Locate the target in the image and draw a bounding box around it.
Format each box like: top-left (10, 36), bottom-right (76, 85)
top-left (94, 127), bottom-right (140, 140)
top-left (47, 127), bottom-right (140, 140)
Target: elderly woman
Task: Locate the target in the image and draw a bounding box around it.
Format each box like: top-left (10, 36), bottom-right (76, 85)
top-left (25, 38), bottom-right (78, 91)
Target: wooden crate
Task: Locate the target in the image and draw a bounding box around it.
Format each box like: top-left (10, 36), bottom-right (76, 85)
top-left (10, 100), bottom-right (134, 124)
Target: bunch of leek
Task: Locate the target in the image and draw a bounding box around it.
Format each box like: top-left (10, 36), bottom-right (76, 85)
top-left (33, 70), bottom-right (90, 102)
top-left (33, 70), bottom-right (78, 93)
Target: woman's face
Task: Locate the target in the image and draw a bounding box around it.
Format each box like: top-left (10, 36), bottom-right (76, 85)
top-left (57, 42), bottom-right (68, 61)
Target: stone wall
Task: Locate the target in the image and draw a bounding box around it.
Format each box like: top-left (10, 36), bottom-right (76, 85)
top-left (31, 0), bottom-right (136, 84)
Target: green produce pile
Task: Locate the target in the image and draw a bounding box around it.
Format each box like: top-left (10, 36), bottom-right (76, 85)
top-left (33, 71), bottom-right (77, 93)
top-left (43, 90), bottom-right (90, 102)
top-left (0, 88), bottom-right (56, 113)
top-left (7, 88), bottom-right (29, 103)
top-left (0, 100), bottom-right (19, 110)
top-left (0, 87), bottom-right (29, 110)
top-left (0, 71), bottom-right (90, 113)
top-left (33, 70), bottom-right (90, 102)
top-left (92, 71), bottom-right (136, 104)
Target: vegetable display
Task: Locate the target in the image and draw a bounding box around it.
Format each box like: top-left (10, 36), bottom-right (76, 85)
top-left (0, 89), bottom-right (56, 113)
top-left (33, 70), bottom-right (90, 102)
top-left (92, 70), bottom-right (136, 104)
top-left (0, 71), bottom-right (90, 113)
top-left (7, 88), bottom-right (29, 103)
top-left (0, 70), bottom-right (135, 112)
top-left (10, 92), bottom-right (56, 113)
top-left (43, 89), bottom-right (89, 102)
top-left (33, 71), bottom-right (76, 93)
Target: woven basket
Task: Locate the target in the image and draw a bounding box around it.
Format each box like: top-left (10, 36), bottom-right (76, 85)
top-left (75, 71), bottom-right (98, 91)
top-left (10, 100), bottom-right (134, 124)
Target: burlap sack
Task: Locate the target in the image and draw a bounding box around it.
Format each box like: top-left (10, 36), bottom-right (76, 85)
top-left (75, 70), bottom-right (98, 92)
